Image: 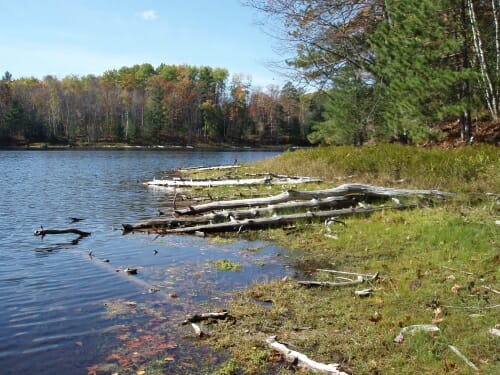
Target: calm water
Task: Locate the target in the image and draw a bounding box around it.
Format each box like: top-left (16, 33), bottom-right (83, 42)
top-left (0, 149), bottom-right (294, 374)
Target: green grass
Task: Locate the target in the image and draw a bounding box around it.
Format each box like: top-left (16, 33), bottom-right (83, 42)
top-left (185, 144), bottom-right (499, 374)
top-left (215, 259), bottom-right (242, 272)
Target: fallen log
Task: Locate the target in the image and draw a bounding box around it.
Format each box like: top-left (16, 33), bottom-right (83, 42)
top-left (145, 175), bottom-right (321, 188)
top-left (34, 228), bottom-right (91, 237)
top-left (122, 196), bottom-right (355, 233)
top-left (159, 204), bottom-right (415, 235)
top-left (175, 183), bottom-right (452, 215)
top-left (265, 336), bottom-right (350, 375)
top-left (178, 164), bottom-right (241, 172)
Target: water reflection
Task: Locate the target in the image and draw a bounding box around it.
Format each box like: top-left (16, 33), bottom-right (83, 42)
top-left (0, 150), bottom-right (295, 374)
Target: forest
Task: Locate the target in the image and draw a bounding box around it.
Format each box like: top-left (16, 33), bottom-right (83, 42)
top-left (0, 0), bottom-right (498, 147)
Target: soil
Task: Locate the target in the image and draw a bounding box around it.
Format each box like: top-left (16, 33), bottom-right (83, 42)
top-left (437, 119), bottom-right (499, 147)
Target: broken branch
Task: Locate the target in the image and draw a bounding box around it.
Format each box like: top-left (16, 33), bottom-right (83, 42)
top-left (265, 336), bottom-right (350, 374)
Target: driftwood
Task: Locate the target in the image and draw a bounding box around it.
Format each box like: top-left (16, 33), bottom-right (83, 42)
top-left (145, 175), bottom-right (321, 188)
top-left (178, 164), bottom-right (241, 172)
top-left (156, 205), bottom-right (415, 235)
top-left (175, 183), bottom-right (452, 215)
top-left (34, 228), bottom-right (91, 237)
top-left (122, 196), bottom-right (355, 233)
top-left (265, 336), bottom-right (350, 374)
top-left (33, 228), bottom-right (91, 244)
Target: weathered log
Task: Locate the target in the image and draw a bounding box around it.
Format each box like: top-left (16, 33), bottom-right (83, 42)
top-left (265, 336), bottom-right (350, 374)
top-left (159, 205), bottom-right (415, 235)
top-left (177, 164), bottom-right (241, 172)
top-left (145, 175), bottom-right (321, 188)
top-left (34, 228), bottom-right (91, 237)
top-left (122, 196), bottom-right (355, 233)
top-left (175, 183), bottom-right (452, 215)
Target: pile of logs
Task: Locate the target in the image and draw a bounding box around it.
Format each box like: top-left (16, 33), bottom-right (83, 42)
top-left (122, 182), bottom-right (453, 236)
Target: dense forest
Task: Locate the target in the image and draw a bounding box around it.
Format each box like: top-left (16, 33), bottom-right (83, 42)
top-left (0, 65), bottom-right (314, 147)
top-left (1, 0), bottom-right (498, 147)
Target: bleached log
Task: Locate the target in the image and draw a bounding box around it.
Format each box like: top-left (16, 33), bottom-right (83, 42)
top-left (34, 228), bottom-right (91, 237)
top-left (145, 176), bottom-right (321, 188)
top-left (122, 196), bottom-right (354, 233)
top-left (265, 336), bottom-right (349, 374)
top-left (176, 183), bottom-right (452, 215)
top-left (394, 324), bottom-right (440, 343)
top-left (178, 164), bottom-right (241, 172)
top-left (159, 205), bottom-right (415, 235)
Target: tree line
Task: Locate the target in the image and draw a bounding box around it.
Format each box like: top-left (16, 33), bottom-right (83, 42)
top-left (1, 0), bottom-right (498, 147)
top-left (247, 0), bottom-right (499, 145)
top-left (0, 64), bottom-right (315, 147)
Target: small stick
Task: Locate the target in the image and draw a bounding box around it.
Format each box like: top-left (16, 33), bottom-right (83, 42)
top-left (448, 345), bottom-right (479, 371)
top-left (482, 285), bottom-right (500, 295)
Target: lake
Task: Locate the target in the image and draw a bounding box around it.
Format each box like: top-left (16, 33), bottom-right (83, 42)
top-left (0, 149), bottom-right (295, 374)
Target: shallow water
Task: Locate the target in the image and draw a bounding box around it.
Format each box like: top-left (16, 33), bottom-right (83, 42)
top-left (0, 149), bottom-right (294, 374)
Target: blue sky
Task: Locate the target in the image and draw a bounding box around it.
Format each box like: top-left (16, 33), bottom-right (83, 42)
top-left (0, 0), bottom-right (283, 87)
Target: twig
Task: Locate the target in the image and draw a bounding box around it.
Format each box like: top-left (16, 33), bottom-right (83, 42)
top-left (482, 285), bottom-right (500, 295)
top-left (443, 304), bottom-right (500, 310)
top-left (441, 265), bottom-right (473, 275)
top-left (298, 276), bottom-right (364, 287)
top-left (316, 269), bottom-right (378, 280)
top-left (448, 345), bottom-right (479, 371)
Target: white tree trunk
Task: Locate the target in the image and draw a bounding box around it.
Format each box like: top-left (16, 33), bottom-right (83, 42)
top-left (468, 0), bottom-right (499, 120)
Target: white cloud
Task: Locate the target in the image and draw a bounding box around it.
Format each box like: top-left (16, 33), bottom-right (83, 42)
top-left (140, 10), bottom-right (157, 21)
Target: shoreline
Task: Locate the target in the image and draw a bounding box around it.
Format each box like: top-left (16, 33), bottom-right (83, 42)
top-left (0, 143), bottom-right (296, 152)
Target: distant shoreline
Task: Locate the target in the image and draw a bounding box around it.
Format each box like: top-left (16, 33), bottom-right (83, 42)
top-left (0, 142), bottom-right (298, 152)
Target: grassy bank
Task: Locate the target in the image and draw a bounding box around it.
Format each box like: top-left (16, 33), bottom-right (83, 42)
top-left (188, 144), bottom-right (499, 374)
